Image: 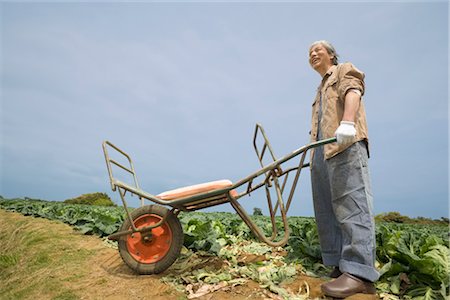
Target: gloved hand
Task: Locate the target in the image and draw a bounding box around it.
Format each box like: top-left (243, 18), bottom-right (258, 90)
top-left (335, 121), bottom-right (356, 145)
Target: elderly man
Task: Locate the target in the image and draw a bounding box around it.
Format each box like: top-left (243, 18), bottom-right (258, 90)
top-left (308, 40), bottom-right (379, 298)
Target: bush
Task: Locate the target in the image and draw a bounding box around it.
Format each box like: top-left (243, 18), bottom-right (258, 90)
top-left (64, 193), bottom-right (116, 206)
top-left (375, 211), bottom-right (449, 226)
top-left (376, 211), bottom-right (410, 223)
top-left (253, 207), bottom-right (263, 216)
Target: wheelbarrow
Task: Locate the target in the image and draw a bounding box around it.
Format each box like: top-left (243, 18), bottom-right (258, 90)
top-left (102, 124), bottom-right (336, 274)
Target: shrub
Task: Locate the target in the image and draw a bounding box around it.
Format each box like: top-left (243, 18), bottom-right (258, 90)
top-left (253, 207), bottom-right (263, 216)
top-left (64, 193), bottom-right (116, 206)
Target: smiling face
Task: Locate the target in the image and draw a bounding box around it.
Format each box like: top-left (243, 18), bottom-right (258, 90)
top-left (309, 43), bottom-right (334, 77)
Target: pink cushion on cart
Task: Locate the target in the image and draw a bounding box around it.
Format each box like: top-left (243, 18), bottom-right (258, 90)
top-left (157, 179), bottom-right (238, 200)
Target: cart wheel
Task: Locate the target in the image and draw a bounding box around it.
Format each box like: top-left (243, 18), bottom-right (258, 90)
top-left (118, 205), bottom-right (183, 274)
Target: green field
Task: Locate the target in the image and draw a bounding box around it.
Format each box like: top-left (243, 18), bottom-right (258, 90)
top-left (1, 197), bottom-right (448, 299)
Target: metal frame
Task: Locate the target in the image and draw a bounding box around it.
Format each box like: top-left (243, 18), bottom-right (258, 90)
top-left (102, 124), bottom-right (336, 246)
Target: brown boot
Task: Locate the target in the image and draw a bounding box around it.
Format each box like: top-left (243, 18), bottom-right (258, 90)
top-left (321, 272), bottom-right (376, 298)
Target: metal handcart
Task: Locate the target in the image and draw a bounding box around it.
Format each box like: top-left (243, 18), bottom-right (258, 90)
top-left (102, 124), bottom-right (336, 274)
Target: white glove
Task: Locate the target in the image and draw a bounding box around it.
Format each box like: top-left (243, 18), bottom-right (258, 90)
top-left (335, 121), bottom-right (356, 145)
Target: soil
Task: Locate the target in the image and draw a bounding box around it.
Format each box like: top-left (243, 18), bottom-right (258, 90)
top-left (1, 211), bottom-right (379, 300)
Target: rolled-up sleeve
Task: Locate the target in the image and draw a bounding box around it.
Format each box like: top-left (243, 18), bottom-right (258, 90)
top-left (338, 63), bottom-right (365, 99)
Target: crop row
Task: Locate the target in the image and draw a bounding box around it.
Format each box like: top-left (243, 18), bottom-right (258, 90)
top-left (0, 198), bottom-right (448, 299)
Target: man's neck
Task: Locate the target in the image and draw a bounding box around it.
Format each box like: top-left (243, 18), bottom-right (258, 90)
top-left (319, 65), bottom-right (334, 78)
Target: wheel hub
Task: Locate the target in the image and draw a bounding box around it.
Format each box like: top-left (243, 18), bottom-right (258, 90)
top-left (126, 214), bottom-right (172, 264)
top-left (142, 232), bottom-right (153, 243)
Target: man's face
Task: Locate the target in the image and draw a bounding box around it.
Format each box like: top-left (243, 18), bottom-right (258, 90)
top-left (309, 44), bottom-right (333, 74)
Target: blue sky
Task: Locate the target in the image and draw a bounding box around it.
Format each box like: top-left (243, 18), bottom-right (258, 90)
top-left (1, 1), bottom-right (448, 219)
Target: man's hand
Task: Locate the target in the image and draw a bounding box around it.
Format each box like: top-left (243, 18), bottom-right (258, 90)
top-left (335, 121), bottom-right (356, 145)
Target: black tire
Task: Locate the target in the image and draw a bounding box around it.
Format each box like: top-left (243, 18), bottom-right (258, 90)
top-left (118, 205), bottom-right (183, 274)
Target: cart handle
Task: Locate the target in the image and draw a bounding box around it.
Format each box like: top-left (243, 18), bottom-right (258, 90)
top-left (228, 135), bottom-right (337, 247)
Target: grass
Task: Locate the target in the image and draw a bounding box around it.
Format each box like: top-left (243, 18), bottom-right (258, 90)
top-left (0, 209), bottom-right (187, 300)
top-left (0, 211), bottom-right (96, 300)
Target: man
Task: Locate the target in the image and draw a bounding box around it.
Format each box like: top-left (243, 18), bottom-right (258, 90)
top-left (308, 40), bottom-right (379, 298)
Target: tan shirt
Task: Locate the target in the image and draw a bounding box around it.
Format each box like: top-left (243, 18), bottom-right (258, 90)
top-left (310, 62), bottom-right (369, 160)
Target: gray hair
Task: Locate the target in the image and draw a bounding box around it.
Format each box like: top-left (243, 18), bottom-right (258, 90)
top-left (309, 40), bottom-right (339, 65)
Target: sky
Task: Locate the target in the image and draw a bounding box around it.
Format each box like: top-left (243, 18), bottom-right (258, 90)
top-left (0, 1), bottom-right (448, 219)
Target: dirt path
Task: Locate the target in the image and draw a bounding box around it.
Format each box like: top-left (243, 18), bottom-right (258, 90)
top-left (1, 210), bottom-right (185, 299)
top-left (0, 210), bottom-right (378, 300)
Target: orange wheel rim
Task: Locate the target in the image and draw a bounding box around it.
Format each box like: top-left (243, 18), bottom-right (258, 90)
top-left (126, 214), bottom-right (172, 264)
